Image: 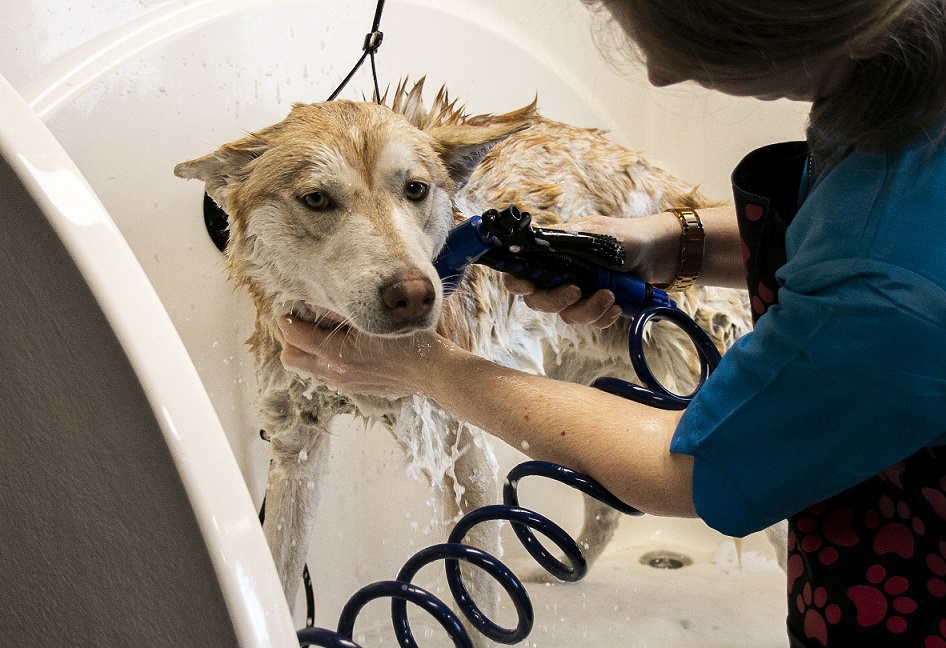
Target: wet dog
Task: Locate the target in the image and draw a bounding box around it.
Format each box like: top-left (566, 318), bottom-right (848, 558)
top-left (175, 79), bottom-right (752, 636)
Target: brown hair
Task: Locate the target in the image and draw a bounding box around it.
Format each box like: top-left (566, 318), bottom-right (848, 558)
top-left (582, 0), bottom-right (946, 158)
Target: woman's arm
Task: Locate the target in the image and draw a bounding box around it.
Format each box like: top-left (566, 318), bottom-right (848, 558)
top-left (278, 317), bottom-right (696, 518)
top-left (271, 205), bottom-right (743, 518)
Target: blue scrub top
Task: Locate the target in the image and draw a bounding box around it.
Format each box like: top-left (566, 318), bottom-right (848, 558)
top-left (671, 132), bottom-right (946, 538)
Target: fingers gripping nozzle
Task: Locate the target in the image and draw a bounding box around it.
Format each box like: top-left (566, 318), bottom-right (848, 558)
top-left (433, 206), bottom-right (673, 317)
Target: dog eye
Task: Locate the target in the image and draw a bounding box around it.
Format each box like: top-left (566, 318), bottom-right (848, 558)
top-left (301, 191), bottom-right (332, 210)
top-left (405, 181), bottom-right (429, 201)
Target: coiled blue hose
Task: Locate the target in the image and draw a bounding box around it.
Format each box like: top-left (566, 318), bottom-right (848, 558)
top-left (293, 308), bottom-right (720, 646)
top-left (296, 460), bottom-right (643, 647)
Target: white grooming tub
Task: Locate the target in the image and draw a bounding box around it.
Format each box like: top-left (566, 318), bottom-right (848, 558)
top-left (1, 1), bottom-right (809, 645)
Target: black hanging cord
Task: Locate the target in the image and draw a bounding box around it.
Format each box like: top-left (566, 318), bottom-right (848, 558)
top-left (327, 0), bottom-right (387, 103)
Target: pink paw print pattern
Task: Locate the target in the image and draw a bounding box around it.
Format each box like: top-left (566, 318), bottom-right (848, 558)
top-left (927, 620), bottom-right (946, 648)
top-left (921, 466), bottom-right (946, 647)
top-left (921, 474), bottom-right (946, 521)
top-left (742, 201), bottom-right (779, 317)
top-left (847, 564), bottom-right (918, 633)
top-left (789, 448), bottom-right (946, 646)
top-left (744, 203), bottom-right (764, 222)
top-left (929, 540), bottom-right (946, 600)
top-left (865, 495), bottom-right (925, 559)
top-left (795, 582), bottom-right (841, 646)
top-left (751, 281), bottom-right (776, 317)
top-left (797, 505), bottom-right (861, 566)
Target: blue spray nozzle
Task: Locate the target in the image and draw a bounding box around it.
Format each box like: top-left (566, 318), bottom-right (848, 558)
top-left (434, 210), bottom-right (674, 317)
top-left (606, 274), bottom-right (673, 317)
top-left (434, 215), bottom-right (492, 296)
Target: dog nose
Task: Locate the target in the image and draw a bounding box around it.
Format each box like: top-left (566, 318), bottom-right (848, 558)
top-left (380, 272), bottom-right (436, 322)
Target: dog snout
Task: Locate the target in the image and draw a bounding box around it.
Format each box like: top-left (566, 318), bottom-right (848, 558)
top-left (380, 272), bottom-right (436, 323)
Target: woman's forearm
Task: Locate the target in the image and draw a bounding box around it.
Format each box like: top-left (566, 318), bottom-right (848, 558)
top-left (410, 336), bottom-right (697, 518)
top-left (644, 205), bottom-right (744, 289)
top-left (687, 204), bottom-right (745, 289)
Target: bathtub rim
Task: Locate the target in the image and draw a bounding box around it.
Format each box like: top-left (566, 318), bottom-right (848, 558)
top-left (0, 72), bottom-right (299, 648)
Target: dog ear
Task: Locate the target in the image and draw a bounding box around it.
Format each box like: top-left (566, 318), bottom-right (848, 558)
top-left (173, 135), bottom-right (269, 207)
top-left (429, 120), bottom-right (531, 187)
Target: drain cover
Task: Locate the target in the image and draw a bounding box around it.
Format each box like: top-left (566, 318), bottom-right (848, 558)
top-left (639, 550), bottom-right (693, 570)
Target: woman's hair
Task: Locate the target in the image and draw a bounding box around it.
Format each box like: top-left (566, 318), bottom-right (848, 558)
top-left (582, 0), bottom-right (946, 157)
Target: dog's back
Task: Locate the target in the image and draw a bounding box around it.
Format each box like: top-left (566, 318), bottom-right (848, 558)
top-left (436, 101), bottom-right (749, 397)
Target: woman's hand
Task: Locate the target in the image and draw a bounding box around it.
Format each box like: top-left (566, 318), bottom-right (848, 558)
top-left (503, 276), bottom-right (624, 327)
top-left (504, 212), bottom-right (680, 327)
top-left (276, 314), bottom-right (445, 399)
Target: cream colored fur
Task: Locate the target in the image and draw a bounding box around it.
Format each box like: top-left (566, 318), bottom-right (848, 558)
top-left (175, 79), bottom-right (756, 638)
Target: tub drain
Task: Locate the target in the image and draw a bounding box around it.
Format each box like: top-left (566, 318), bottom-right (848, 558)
top-left (639, 550), bottom-right (693, 570)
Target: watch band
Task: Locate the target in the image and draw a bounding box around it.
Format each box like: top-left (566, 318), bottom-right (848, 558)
top-left (661, 208), bottom-right (705, 292)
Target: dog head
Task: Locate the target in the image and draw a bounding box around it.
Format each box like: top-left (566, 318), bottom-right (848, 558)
top-left (175, 85), bottom-right (530, 337)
